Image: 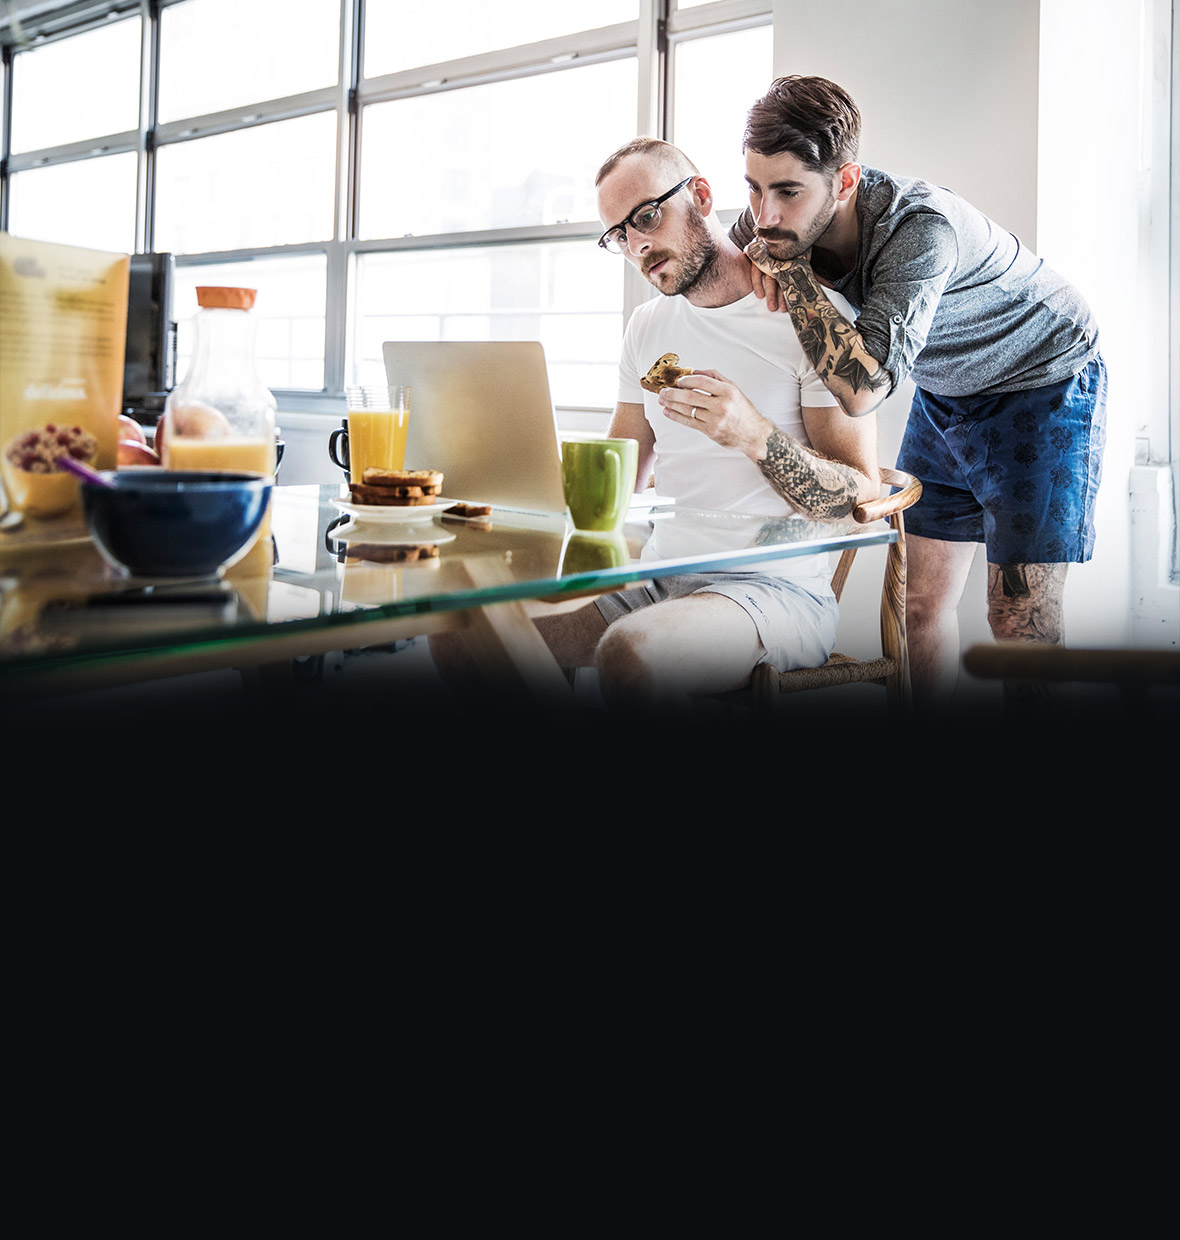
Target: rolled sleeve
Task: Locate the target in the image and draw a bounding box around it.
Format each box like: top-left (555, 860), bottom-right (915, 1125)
top-left (856, 213), bottom-right (957, 390)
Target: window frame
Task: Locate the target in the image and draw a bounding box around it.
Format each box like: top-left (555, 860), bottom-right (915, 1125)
top-left (0, 0), bottom-right (772, 419)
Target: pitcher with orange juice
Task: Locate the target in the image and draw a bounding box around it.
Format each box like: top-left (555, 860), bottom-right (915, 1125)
top-left (160, 286), bottom-right (277, 547)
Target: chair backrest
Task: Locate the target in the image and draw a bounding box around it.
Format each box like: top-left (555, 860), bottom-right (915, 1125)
top-left (750, 466), bottom-right (924, 713)
top-left (829, 467), bottom-right (922, 603)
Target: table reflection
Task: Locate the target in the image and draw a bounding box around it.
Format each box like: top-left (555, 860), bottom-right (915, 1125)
top-left (1, 483), bottom-right (892, 680)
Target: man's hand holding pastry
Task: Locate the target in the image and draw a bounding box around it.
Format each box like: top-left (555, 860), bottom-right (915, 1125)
top-left (658, 369), bottom-right (773, 459)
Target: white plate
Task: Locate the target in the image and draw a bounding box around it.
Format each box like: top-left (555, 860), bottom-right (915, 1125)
top-left (331, 496), bottom-right (456, 524)
top-left (329, 519), bottom-right (455, 548)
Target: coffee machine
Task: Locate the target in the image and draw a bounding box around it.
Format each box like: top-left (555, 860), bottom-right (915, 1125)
top-left (121, 252), bottom-right (177, 428)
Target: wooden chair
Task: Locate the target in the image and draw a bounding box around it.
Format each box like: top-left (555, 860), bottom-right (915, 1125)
top-left (751, 466), bottom-right (923, 714)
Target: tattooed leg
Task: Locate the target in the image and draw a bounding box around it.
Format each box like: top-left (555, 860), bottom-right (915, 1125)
top-left (986, 562), bottom-right (1070, 704)
top-left (758, 429), bottom-right (861, 519)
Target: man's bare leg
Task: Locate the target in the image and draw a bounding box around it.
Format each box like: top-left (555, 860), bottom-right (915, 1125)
top-left (905, 534), bottom-right (980, 712)
top-left (592, 592), bottom-right (764, 711)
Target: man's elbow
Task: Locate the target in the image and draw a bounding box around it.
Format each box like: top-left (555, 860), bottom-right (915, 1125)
top-left (837, 363), bottom-right (894, 418)
top-left (838, 390), bottom-right (888, 418)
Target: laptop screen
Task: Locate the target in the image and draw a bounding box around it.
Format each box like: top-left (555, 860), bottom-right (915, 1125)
top-left (382, 340), bottom-right (568, 515)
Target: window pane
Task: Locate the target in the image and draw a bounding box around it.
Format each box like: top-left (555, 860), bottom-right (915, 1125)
top-left (155, 113), bottom-right (337, 253)
top-left (8, 154), bottom-right (138, 254)
top-left (352, 242), bottom-right (623, 409)
top-left (158, 0), bottom-right (339, 123)
top-left (10, 17), bottom-right (141, 153)
top-left (173, 255), bottom-right (328, 391)
top-left (673, 25), bottom-right (773, 211)
top-left (360, 60), bottom-right (637, 239)
top-left (364, 0), bottom-right (638, 76)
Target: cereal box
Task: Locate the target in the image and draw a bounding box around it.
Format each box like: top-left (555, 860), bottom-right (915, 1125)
top-left (0, 233), bottom-right (130, 521)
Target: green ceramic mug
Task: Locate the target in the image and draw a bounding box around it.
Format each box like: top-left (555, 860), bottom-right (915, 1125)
top-left (561, 437), bottom-right (638, 532)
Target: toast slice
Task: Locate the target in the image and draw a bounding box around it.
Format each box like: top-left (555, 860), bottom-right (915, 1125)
top-left (361, 467), bottom-right (444, 490)
top-left (351, 466), bottom-right (445, 506)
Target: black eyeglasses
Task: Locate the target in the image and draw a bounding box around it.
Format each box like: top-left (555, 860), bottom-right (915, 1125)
top-left (598, 176), bottom-right (695, 253)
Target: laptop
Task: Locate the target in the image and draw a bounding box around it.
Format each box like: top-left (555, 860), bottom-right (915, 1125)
top-left (382, 340), bottom-right (568, 518)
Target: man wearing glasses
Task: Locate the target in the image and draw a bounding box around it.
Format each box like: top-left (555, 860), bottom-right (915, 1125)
top-left (532, 137), bottom-right (881, 712)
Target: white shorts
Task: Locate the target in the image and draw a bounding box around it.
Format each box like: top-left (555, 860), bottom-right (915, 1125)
top-left (594, 572), bottom-right (838, 674)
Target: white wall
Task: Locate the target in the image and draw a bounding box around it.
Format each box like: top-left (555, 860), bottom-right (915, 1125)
top-left (1037, 0), bottom-right (1142, 648)
top-left (770, 0), bottom-right (1041, 240)
top-left (769, 0), bottom-right (1174, 695)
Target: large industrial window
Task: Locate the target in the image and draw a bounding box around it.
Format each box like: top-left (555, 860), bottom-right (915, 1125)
top-left (0, 0), bottom-right (772, 428)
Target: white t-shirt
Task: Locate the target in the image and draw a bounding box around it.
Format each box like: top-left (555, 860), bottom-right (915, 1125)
top-left (618, 287), bottom-right (856, 580)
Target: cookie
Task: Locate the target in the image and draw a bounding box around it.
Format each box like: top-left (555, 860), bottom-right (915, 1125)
top-left (640, 352), bottom-right (693, 394)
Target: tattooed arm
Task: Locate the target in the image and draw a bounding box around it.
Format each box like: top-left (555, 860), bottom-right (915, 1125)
top-left (745, 236), bottom-right (892, 417)
top-left (657, 369), bottom-right (879, 521)
top-left (757, 424), bottom-right (876, 519)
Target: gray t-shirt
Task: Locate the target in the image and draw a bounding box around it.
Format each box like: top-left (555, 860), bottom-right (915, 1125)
top-left (731, 166), bottom-right (1100, 398)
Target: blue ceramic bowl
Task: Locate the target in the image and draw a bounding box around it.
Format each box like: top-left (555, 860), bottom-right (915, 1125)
top-left (80, 469), bottom-right (273, 578)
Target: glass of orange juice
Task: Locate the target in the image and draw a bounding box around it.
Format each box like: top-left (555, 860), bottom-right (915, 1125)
top-left (344, 386), bottom-right (410, 484)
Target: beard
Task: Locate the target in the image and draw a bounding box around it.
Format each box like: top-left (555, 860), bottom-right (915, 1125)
top-left (757, 195), bottom-right (838, 261)
top-left (643, 207), bottom-right (722, 298)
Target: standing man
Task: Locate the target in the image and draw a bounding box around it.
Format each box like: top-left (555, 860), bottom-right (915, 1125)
top-left (734, 75), bottom-right (1106, 711)
top-left (524, 137), bottom-right (881, 712)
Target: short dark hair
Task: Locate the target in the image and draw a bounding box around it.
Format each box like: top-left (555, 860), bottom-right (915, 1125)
top-left (595, 137), bottom-right (698, 187)
top-left (743, 76), bottom-right (861, 176)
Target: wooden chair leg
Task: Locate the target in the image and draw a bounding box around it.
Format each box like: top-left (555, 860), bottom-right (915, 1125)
top-left (751, 663), bottom-right (779, 713)
top-left (880, 512), bottom-right (911, 713)
top-left (747, 472), bottom-right (920, 716)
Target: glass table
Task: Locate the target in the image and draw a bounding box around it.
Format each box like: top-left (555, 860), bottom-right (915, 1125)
top-left (0, 483), bottom-right (897, 701)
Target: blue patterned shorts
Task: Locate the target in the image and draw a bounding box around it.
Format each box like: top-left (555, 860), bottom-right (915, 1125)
top-left (896, 355), bottom-right (1107, 564)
